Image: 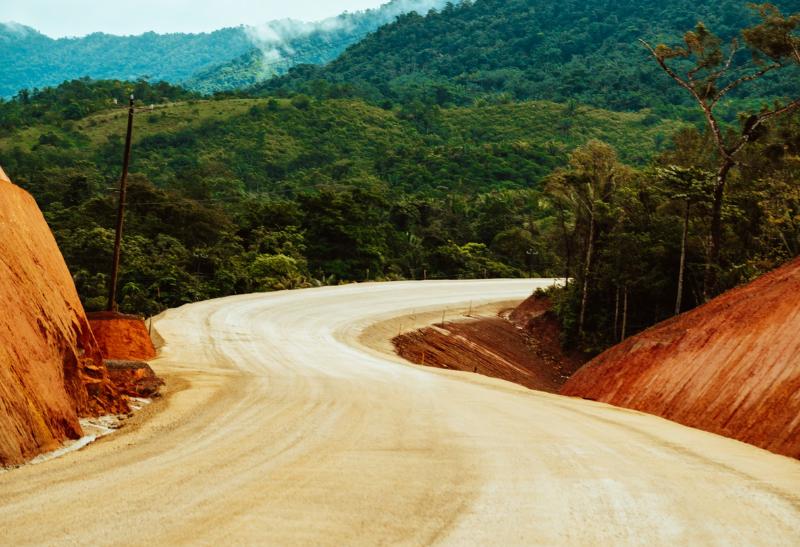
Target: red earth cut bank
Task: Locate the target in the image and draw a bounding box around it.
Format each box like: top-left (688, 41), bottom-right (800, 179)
top-left (393, 295), bottom-right (586, 393)
top-left (88, 312), bottom-right (157, 361)
top-left (0, 173), bottom-right (128, 466)
top-left (561, 257), bottom-right (800, 458)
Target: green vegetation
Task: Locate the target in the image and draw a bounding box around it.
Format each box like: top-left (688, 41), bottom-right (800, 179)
top-left (262, 0), bottom-right (800, 117)
top-left (0, 0), bottom-right (453, 97)
top-left (0, 24), bottom-right (251, 98)
top-left (547, 118), bottom-right (800, 351)
top-left (642, 4), bottom-right (800, 298)
top-left (545, 2), bottom-right (800, 351)
top-left (1, 1), bottom-right (797, 357)
top-left (1, 78), bottom-right (680, 315)
top-left (0, 79), bottom-right (199, 131)
top-left (186, 0), bottom-right (455, 94)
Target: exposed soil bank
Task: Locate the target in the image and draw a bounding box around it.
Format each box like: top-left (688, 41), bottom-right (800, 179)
top-left (0, 175), bottom-right (128, 466)
top-left (106, 360), bottom-right (165, 398)
top-left (88, 312), bottom-right (157, 361)
top-left (393, 294), bottom-right (586, 393)
top-left (562, 257), bottom-right (800, 459)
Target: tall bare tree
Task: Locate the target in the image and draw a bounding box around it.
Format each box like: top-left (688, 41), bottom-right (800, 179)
top-left (642, 3), bottom-right (800, 299)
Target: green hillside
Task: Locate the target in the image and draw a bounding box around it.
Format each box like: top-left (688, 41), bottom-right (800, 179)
top-left (0, 82), bottom-right (683, 196)
top-left (261, 0), bottom-right (800, 115)
top-left (1, 0), bottom-right (797, 354)
top-left (0, 0), bottom-right (452, 98)
top-left (185, 0), bottom-right (455, 94)
top-left (0, 25), bottom-right (251, 98)
top-left (0, 78), bottom-right (684, 316)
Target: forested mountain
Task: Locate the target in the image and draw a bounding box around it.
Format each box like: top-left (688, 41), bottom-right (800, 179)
top-left (186, 0), bottom-right (455, 94)
top-left (1, 1), bottom-right (797, 355)
top-left (0, 24), bottom-right (251, 98)
top-left (0, 0), bottom-right (451, 97)
top-left (261, 0), bottom-right (800, 115)
top-left (1, 72), bottom-right (797, 350)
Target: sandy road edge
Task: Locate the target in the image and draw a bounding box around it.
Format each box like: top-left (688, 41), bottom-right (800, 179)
top-left (347, 294), bottom-right (800, 487)
top-left (357, 300), bottom-right (520, 359)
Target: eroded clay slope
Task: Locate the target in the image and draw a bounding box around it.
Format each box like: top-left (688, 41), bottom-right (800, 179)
top-left (0, 175), bottom-right (127, 466)
top-left (392, 295), bottom-right (585, 392)
top-left (88, 312), bottom-right (157, 361)
top-left (561, 257), bottom-right (800, 458)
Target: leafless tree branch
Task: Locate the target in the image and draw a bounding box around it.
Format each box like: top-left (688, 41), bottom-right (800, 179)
top-left (711, 63), bottom-right (781, 107)
top-left (640, 39), bottom-right (728, 160)
top-left (727, 97), bottom-right (800, 157)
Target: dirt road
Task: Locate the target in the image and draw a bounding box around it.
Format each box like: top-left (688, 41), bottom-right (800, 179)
top-left (1, 280), bottom-right (799, 545)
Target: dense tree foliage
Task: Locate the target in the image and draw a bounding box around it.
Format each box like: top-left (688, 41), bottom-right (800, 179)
top-left (546, 114), bottom-right (800, 351)
top-left (0, 24), bottom-right (251, 98)
top-left (186, 0), bottom-right (454, 94)
top-left (1, 1), bottom-right (797, 357)
top-left (642, 3), bottom-right (800, 298)
top-left (3, 79), bottom-right (677, 315)
top-left (0, 78), bottom-right (198, 131)
top-left (0, 1), bottom-right (452, 97)
top-left (262, 0), bottom-right (800, 118)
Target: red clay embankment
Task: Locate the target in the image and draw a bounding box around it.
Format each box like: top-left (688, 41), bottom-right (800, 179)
top-left (0, 174), bottom-right (128, 466)
top-left (393, 295), bottom-right (586, 392)
top-left (88, 312), bottom-right (156, 361)
top-left (561, 258), bottom-right (800, 458)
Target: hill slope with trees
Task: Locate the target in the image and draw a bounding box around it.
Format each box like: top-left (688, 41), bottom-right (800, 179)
top-left (0, 1), bottom-right (797, 358)
top-left (0, 24), bottom-right (251, 98)
top-left (0, 78), bottom-right (684, 314)
top-left (0, 0), bottom-right (451, 97)
top-left (261, 0), bottom-right (800, 116)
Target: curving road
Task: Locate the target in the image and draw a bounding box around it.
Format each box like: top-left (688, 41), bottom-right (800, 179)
top-left (1, 280), bottom-right (799, 545)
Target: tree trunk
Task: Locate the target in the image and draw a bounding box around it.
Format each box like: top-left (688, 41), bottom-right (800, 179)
top-left (556, 204), bottom-right (573, 282)
top-left (703, 162), bottom-right (733, 301)
top-left (675, 200), bottom-right (690, 315)
top-left (621, 285), bottom-right (629, 341)
top-left (579, 212), bottom-right (595, 336)
top-left (614, 284), bottom-right (621, 342)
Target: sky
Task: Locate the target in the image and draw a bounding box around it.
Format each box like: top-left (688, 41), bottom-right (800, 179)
top-left (0, 0), bottom-right (391, 38)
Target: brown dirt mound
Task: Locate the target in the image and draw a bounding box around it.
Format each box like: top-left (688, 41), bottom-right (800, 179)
top-left (508, 293), bottom-right (552, 324)
top-left (88, 312), bottom-right (157, 361)
top-left (105, 360), bottom-right (165, 398)
top-left (561, 257), bottom-right (800, 458)
top-left (0, 177), bottom-right (128, 466)
top-left (393, 295), bottom-right (586, 392)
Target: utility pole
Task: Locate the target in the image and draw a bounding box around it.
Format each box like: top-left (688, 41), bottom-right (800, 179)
top-left (526, 248), bottom-right (533, 278)
top-left (107, 95), bottom-right (135, 312)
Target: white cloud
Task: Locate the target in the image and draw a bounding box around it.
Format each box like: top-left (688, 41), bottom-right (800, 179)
top-left (243, 1), bottom-right (451, 69)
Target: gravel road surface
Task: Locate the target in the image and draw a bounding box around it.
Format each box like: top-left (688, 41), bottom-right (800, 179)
top-left (1, 280), bottom-right (798, 545)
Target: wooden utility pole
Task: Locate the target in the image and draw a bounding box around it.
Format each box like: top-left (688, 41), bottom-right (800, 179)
top-left (107, 95), bottom-right (135, 312)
